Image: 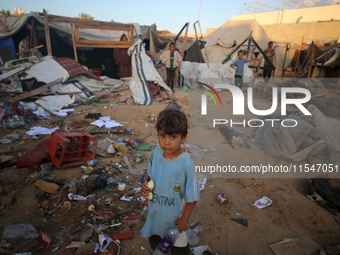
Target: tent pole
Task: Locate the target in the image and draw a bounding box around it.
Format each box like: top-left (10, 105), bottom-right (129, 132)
top-left (221, 36), bottom-right (249, 64)
top-left (308, 41), bottom-right (314, 78)
top-left (294, 35), bottom-right (304, 76)
top-left (193, 21), bottom-right (202, 63)
top-left (30, 19), bottom-right (35, 48)
top-left (251, 37), bottom-right (275, 70)
top-left (43, 9), bottom-right (52, 56)
top-left (71, 24), bottom-right (78, 62)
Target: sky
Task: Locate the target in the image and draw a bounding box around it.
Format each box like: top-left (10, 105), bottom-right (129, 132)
top-left (1, 0), bottom-right (253, 34)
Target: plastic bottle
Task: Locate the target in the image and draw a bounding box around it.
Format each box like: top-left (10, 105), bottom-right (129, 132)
top-left (113, 143), bottom-right (129, 153)
top-left (153, 228), bottom-right (180, 255)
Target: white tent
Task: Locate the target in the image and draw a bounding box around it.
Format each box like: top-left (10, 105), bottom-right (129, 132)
top-left (204, 19), bottom-right (297, 77)
top-left (204, 19), bottom-right (272, 63)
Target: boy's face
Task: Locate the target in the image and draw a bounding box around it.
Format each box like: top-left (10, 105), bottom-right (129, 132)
top-left (238, 52), bottom-right (243, 59)
top-left (169, 44), bottom-right (175, 52)
top-left (158, 130), bottom-right (187, 159)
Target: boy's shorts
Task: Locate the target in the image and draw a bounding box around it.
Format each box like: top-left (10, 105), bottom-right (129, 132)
top-left (149, 235), bottom-right (190, 255)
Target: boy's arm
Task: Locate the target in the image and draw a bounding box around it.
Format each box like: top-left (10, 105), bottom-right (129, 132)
top-left (175, 201), bottom-right (197, 233)
top-left (248, 58), bottom-right (261, 63)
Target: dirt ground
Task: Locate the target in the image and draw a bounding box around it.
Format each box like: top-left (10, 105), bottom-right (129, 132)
top-left (0, 83), bottom-right (339, 255)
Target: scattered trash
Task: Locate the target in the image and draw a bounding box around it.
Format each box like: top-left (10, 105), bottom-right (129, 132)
top-left (53, 108), bottom-right (74, 116)
top-left (91, 116), bottom-right (123, 128)
top-left (68, 193), bottom-right (95, 200)
top-left (113, 229), bottom-right (134, 240)
top-left (135, 154), bottom-right (143, 163)
top-left (87, 159), bottom-right (97, 167)
top-left (216, 193), bottom-right (231, 206)
top-left (133, 145), bottom-right (152, 151)
top-left (190, 245), bottom-right (213, 255)
top-left (118, 183), bottom-right (126, 191)
top-left (39, 232), bottom-right (52, 248)
top-left (35, 179), bottom-right (59, 194)
top-left (0, 133), bottom-right (21, 144)
top-left (94, 233), bottom-right (112, 253)
top-left (120, 195), bottom-right (133, 202)
top-left (107, 144), bottom-right (116, 153)
top-left (189, 226), bottom-right (202, 245)
top-left (253, 196), bottom-right (273, 209)
top-left (53, 201), bottom-right (71, 218)
top-left (25, 126), bottom-right (59, 136)
top-left (2, 224), bottom-right (39, 239)
top-left (231, 218), bottom-right (248, 227)
top-left (198, 177), bottom-right (207, 191)
top-left (65, 241), bottom-right (86, 249)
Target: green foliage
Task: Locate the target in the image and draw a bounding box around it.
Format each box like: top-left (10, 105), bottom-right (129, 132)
top-left (0, 9), bottom-right (11, 17)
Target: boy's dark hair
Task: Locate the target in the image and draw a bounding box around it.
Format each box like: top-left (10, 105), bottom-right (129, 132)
top-left (156, 109), bottom-right (188, 137)
top-left (238, 50), bottom-right (243, 55)
top-left (268, 41), bottom-right (273, 45)
top-left (170, 42), bottom-right (175, 46)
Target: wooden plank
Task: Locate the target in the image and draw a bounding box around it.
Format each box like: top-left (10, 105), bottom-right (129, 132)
top-left (75, 42), bottom-right (132, 49)
top-left (44, 12), bottom-right (53, 56)
top-left (71, 24), bottom-right (78, 62)
top-left (74, 23), bottom-right (131, 31)
top-left (8, 87), bottom-right (49, 102)
top-left (308, 41), bottom-right (314, 78)
top-left (76, 39), bottom-right (131, 45)
top-left (156, 84), bottom-right (164, 99)
top-left (17, 45), bottom-right (43, 56)
top-left (0, 20), bottom-right (9, 32)
top-left (294, 35), bottom-right (304, 76)
top-left (75, 26), bottom-right (80, 41)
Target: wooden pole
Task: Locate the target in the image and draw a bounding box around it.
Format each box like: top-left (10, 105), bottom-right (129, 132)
top-left (17, 45), bottom-right (43, 56)
top-left (177, 22), bottom-right (189, 72)
top-left (0, 20), bottom-right (9, 32)
top-left (43, 10), bottom-right (52, 56)
top-left (294, 35), bottom-right (304, 76)
top-left (308, 41), bottom-right (314, 78)
top-left (70, 24), bottom-right (78, 62)
top-left (30, 19), bottom-right (35, 48)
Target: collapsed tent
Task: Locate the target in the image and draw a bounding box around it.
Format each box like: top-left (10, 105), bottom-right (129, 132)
top-left (249, 105), bottom-right (340, 164)
top-left (128, 40), bottom-right (171, 105)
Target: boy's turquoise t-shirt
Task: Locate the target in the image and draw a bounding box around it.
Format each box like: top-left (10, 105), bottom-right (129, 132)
top-left (141, 146), bottom-right (200, 247)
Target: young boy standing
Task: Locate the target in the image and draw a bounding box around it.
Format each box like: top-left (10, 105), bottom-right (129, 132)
top-left (160, 42), bottom-right (182, 92)
top-left (141, 108), bottom-right (199, 255)
top-left (230, 51), bottom-right (259, 88)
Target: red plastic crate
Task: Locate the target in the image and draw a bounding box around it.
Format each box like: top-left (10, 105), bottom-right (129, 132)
top-left (49, 132), bottom-right (97, 169)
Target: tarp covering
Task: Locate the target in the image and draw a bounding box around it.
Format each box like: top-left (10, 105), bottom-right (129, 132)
top-left (252, 105), bottom-right (340, 164)
top-left (0, 13), bottom-right (130, 43)
top-left (180, 60), bottom-right (253, 88)
top-left (128, 39), bottom-right (171, 105)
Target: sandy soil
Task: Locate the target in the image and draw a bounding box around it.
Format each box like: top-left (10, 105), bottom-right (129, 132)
top-left (0, 85), bottom-right (339, 255)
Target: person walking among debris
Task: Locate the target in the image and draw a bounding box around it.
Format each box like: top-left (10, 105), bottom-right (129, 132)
top-left (113, 34), bottom-right (132, 78)
top-left (160, 42), bottom-right (182, 92)
top-left (263, 41), bottom-right (275, 82)
top-left (230, 51), bottom-right (259, 88)
top-left (141, 108), bottom-right (199, 255)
